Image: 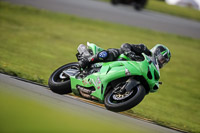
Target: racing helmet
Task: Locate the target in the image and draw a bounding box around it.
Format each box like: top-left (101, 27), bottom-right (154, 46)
top-left (151, 44), bottom-right (171, 69)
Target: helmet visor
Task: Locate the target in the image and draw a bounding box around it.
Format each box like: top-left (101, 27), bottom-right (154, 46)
top-left (157, 54), bottom-right (169, 68)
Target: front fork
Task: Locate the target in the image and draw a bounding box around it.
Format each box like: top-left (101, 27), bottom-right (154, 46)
top-left (119, 77), bottom-right (140, 93)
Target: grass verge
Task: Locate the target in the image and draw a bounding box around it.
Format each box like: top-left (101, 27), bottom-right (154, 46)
top-left (146, 0), bottom-right (200, 21)
top-left (0, 2), bottom-right (199, 133)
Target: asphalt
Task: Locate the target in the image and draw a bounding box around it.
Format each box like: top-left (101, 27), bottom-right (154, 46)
top-left (0, 73), bottom-right (184, 133)
top-left (3, 0), bottom-right (200, 39)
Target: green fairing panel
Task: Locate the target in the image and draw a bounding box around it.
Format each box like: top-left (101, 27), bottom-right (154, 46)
top-left (118, 54), bottom-right (132, 61)
top-left (71, 61), bottom-right (144, 102)
top-left (143, 54), bottom-right (160, 92)
top-left (70, 63), bottom-right (123, 101)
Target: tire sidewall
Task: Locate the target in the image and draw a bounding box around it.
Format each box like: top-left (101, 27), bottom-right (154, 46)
top-left (104, 85), bottom-right (146, 112)
top-left (48, 62), bottom-right (79, 94)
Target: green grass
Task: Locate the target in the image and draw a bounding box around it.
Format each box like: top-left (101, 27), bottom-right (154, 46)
top-left (0, 2), bottom-right (200, 133)
top-left (102, 0), bottom-right (200, 21)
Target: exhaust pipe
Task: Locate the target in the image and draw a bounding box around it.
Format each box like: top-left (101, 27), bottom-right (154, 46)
top-left (78, 86), bottom-right (92, 94)
top-left (77, 86), bottom-right (98, 100)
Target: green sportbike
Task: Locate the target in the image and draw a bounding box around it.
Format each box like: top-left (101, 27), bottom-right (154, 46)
top-left (48, 42), bottom-right (161, 112)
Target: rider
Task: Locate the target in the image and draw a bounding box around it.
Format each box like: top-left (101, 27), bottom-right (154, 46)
top-left (79, 43), bottom-right (171, 69)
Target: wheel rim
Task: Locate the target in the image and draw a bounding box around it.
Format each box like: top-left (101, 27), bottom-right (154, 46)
top-left (113, 91), bottom-right (133, 101)
top-left (107, 82), bottom-right (139, 105)
top-left (52, 65), bottom-right (79, 83)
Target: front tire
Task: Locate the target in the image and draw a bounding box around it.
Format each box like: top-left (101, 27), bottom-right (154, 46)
top-left (104, 84), bottom-right (146, 112)
top-left (48, 62), bottom-right (79, 94)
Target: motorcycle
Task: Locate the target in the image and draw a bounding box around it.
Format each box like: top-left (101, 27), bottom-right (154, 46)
top-left (111, 0), bottom-right (148, 11)
top-left (48, 42), bottom-right (161, 112)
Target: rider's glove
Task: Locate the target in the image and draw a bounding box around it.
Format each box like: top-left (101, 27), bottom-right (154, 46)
top-left (125, 51), bottom-right (144, 60)
top-left (124, 51), bottom-right (136, 59)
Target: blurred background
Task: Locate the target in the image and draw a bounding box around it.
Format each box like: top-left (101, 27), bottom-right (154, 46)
top-left (110, 0), bottom-right (200, 11)
top-left (0, 0), bottom-right (200, 133)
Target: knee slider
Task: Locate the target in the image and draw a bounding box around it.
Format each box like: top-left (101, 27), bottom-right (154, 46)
top-left (97, 50), bottom-right (108, 61)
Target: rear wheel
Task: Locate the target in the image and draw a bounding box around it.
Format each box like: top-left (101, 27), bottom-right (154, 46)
top-left (104, 81), bottom-right (146, 112)
top-left (48, 62), bottom-right (79, 94)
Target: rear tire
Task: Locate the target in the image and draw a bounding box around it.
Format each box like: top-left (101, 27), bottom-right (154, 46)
top-left (48, 62), bottom-right (79, 94)
top-left (104, 84), bottom-right (146, 112)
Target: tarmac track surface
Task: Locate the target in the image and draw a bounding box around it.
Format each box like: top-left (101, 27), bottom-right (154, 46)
top-left (0, 73), bottom-right (184, 133)
top-left (3, 0), bottom-right (200, 39)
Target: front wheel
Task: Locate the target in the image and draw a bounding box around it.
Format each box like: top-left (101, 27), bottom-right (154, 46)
top-left (48, 62), bottom-right (79, 94)
top-left (104, 83), bottom-right (146, 112)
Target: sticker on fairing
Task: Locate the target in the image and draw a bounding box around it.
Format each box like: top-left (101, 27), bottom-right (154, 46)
top-left (91, 77), bottom-right (102, 89)
top-left (82, 79), bottom-right (89, 86)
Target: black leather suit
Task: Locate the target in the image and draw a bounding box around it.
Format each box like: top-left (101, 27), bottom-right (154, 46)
top-left (79, 43), bottom-right (152, 68)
